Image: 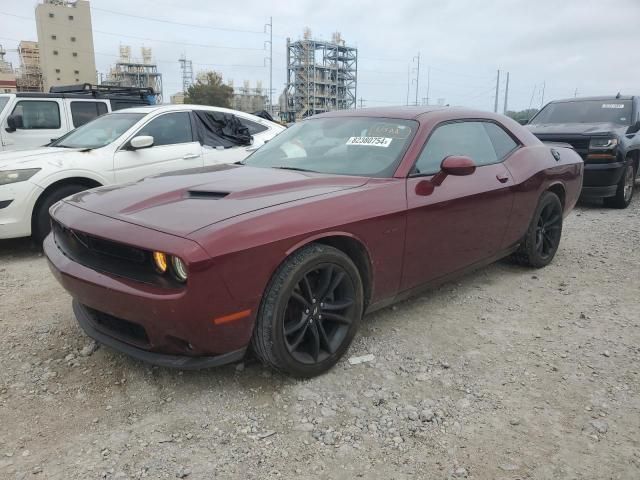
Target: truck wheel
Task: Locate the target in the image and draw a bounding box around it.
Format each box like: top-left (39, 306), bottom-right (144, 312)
top-left (251, 244), bottom-right (364, 377)
top-left (603, 162), bottom-right (634, 209)
top-left (32, 184), bottom-right (88, 244)
top-left (511, 191), bottom-right (563, 268)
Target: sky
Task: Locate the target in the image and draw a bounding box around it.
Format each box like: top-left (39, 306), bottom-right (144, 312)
top-left (1, 0), bottom-right (639, 112)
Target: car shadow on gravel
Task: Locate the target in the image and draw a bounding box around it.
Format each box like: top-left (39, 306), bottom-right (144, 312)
top-left (0, 238), bottom-right (40, 260)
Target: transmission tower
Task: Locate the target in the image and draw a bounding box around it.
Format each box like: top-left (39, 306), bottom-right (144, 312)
top-left (179, 54), bottom-right (193, 93)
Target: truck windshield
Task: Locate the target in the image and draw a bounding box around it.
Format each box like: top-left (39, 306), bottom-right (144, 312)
top-left (244, 117), bottom-right (417, 177)
top-left (532, 100), bottom-right (632, 125)
top-left (0, 96), bottom-right (9, 116)
top-left (50, 112), bottom-right (145, 149)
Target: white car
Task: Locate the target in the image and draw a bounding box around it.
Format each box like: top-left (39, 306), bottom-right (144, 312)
top-left (0, 104), bottom-right (285, 242)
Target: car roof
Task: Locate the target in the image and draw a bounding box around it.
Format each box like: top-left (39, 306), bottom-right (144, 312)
top-left (547, 95), bottom-right (636, 103)
top-left (115, 104), bottom-right (256, 116)
top-left (310, 105), bottom-right (503, 121)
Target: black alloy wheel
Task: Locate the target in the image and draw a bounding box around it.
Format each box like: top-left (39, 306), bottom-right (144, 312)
top-left (512, 191), bottom-right (563, 268)
top-left (284, 264), bottom-right (356, 364)
top-left (251, 244), bottom-right (364, 377)
top-left (534, 201), bottom-right (562, 261)
top-left (604, 162), bottom-right (635, 209)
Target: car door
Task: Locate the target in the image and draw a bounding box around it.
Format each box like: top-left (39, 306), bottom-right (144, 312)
top-left (1, 98), bottom-right (69, 149)
top-left (113, 111), bottom-right (203, 184)
top-left (401, 120), bottom-right (518, 291)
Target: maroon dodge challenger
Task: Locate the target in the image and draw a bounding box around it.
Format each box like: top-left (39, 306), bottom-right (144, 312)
top-left (45, 107), bottom-right (583, 377)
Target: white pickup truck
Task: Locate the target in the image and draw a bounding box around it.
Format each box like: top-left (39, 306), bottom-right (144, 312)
top-left (0, 104), bottom-right (285, 242)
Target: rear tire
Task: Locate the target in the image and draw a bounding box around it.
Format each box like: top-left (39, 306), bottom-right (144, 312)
top-left (603, 161), bottom-right (635, 209)
top-left (32, 184), bottom-right (88, 244)
top-left (251, 244), bottom-right (363, 377)
top-left (512, 191), bottom-right (563, 268)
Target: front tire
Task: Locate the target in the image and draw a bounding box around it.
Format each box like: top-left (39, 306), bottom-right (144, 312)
top-left (603, 162), bottom-right (635, 209)
top-left (32, 184), bottom-right (88, 244)
top-left (251, 244), bottom-right (364, 377)
top-left (512, 191), bottom-right (563, 268)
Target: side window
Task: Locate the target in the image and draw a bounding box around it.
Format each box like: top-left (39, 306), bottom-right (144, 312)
top-left (70, 101), bottom-right (108, 128)
top-left (11, 101), bottom-right (61, 129)
top-left (239, 118), bottom-right (268, 135)
top-left (483, 122), bottom-right (518, 160)
top-left (110, 101), bottom-right (144, 111)
top-left (138, 112), bottom-right (193, 147)
top-left (415, 121), bottom-right (498, 174)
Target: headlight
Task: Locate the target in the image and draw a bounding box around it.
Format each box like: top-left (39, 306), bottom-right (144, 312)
top-left (171, 256), bottom-right (188, 282)
top-left (589, 137), bottom-right (618, 150)
top-left (0, 168), bottom-right (41, 186)
top-left (152, 251), bottom-right (168, 273)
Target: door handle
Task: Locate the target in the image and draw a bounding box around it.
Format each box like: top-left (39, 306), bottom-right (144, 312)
top-left (496, 173), bottom-right (509, 183)
top-left (183, 153), bottom-right (200, 160)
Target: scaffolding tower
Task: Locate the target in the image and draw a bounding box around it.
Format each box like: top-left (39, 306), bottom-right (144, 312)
top-left (104, 46), bottom-right (163, 102)
top-left (179, 54), bottom-right (193, 94)
top-left (283, 30), bottom-right (357, 122)
top-left (16, 41), bottom-right (43, 92)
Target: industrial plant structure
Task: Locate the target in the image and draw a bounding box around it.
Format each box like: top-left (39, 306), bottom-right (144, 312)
top-left (282, 30), bottom-right (357, 122)
top-left (104, 46), bottom-right (163, 102)
top-left (0, 45), bottom-right (17, 93)
top-left (15, 41), bottom-right (43, 92)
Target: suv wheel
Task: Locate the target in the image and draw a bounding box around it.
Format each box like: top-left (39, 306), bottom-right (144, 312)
top-left (603, 162), bottom-right (634, 209)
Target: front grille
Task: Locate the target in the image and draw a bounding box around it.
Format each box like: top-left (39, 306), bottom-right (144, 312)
top-left (86, 306), bottom-right (150, 346)
top-left (52, 220), bottom-right (180, 288)
top-left (535, 134), bottom-right (589, 156)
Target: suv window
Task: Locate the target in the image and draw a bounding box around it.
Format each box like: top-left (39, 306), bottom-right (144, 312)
top-left (70, 101), bottom-right (108, 128)
top-left (415, 121), bottom-right (511, 175)
top-left (110, 100), bottom-right (145, 111)
top-left (240, 118), bottom-right (268, 135)
top-left (483, 122), bottom-right (518, 159)
top-left (138, 112), bottom-right (193, 146)
top-left (11, 101), bottom-right (61, 129)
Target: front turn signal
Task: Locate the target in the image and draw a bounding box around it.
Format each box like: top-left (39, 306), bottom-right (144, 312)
top-left (153, 251), bottom-right (168, 273)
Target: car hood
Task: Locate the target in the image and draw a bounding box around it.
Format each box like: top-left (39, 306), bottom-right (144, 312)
top-left (63, 165), bottom-right (370, 237)
top-left (526, 122), bottom-right (624, 136)
top-left (0, 147), bottom-right (91, 170)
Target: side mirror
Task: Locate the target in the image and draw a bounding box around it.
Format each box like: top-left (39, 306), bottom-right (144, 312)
top-left (5, 114), bottom-right (23, 133)
top-left (440, 155), bottom-right (476, 176)
top-left (626, 120), bottom-right (640, 135)
top-left (517, 118), bottom-right (529, 126)
top-left (129, 135), bottom-right (154, 150)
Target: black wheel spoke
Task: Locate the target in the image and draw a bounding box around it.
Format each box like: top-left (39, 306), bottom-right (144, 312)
top-left (322, 311), bottom-right (352, 325)
top-left (545, 225), bottom-right (561, 231)
top-left (301, 275), bottom-right (314, 302)
top-left (310, 323), bottom-right (320, 361)
top-left (316, 266), bottom-right (333, 300)
top-left (544, 214), bottom-right (561, 228)
top-left (323, 298), bottom-right (354, 311)
top-left (289, 323), bottom-right (309, 351)
top-left (291, 292), bottom-right (310, 309)
top-left (285, 314), bottom-right (309, 336)
top-left (542, 234), bottom-right (553, 252)
top-left (323, 271), bottom-right (345, 299)
top-left (317, 321), bottom-right (334, 354)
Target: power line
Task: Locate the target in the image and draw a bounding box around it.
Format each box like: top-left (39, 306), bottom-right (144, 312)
top-left (91, 6), bottom-right (266, 34)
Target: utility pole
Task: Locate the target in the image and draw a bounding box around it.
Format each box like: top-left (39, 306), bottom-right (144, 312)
top-left (358, 97), bottom-right (366, 108)
top-left (528, 84), bottom-right (537, 111)
top-left (503, 72), bottom-right (510, 114)
top-left (494, 69), bottom-right (500, 113)
top-left (264, 17), bottom-right (273, 114)
top-left (574, 87), bottom-right (578, 97)
top-left (540, 81), bottom-right (546, 108)
top-left (425, 66), bottom-right (430, 106)
top-left (406, 64), bottom-right (410, 106)
top-left (413, 52), bottom-right (420, 106)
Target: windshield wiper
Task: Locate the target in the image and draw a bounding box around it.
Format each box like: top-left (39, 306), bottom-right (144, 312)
top-left (273, 166), bottom-right (317, 173)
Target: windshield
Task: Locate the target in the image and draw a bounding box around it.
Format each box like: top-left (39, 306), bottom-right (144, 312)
top-left (50, 112), bottom-right (146, 149)
top-left (0, 96), bottom-right (9, 116)
top-left (244, 117), bottom-right (417, 177)
top-left (532, 100), bottom-right (632, 125)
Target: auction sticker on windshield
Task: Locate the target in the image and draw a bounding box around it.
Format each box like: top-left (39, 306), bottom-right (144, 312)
top-left (346, 137), bottom-right (392, 147)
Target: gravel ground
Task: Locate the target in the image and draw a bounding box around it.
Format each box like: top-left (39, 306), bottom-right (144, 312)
top-left (1, 194), bottom-right (639, 480)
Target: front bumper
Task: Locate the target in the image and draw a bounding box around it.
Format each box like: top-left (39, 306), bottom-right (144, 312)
top-left (73, 301), bottom-right (246, 369)
top-left (44, 205), bottom-right (257, 367)
top-left (580, 161), bottom-right (626, 198)
top-left (0, 180), bottom-right (42, 239)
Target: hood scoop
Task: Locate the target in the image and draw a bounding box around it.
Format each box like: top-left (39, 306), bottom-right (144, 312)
top-left (187, 190), bottom-right (229, 200)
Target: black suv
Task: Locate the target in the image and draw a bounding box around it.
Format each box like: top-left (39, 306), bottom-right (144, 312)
top-left (527, 96), bottom-right (640, 208)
